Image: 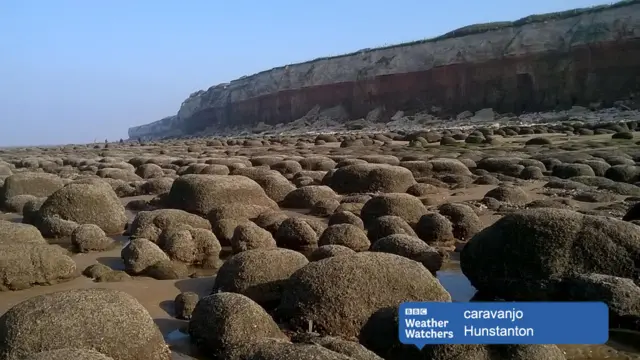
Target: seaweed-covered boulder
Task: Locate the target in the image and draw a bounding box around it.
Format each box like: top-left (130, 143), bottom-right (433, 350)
top-left (277, 252), bottom-right (451, 338)
top-left (228, 339), bottom-right (356, 360)
top-left (0, 288), bottom-right (171, 360)
top-left (71, 224), bottom-right (116, 253)
top-left (360, 193), bottom-right (426, 226)
top-left (328, 164), bottom-right (416, 194)
top-left (20, 348), bottom-right (115, 360)
top-left (329, 211), bottom-right (365, 229)
top-left (437, 203), bottom-right (483, 241)
top-left (0, 173), bottom-right (64, 203)
top-left (318, 224), bottom-right (370, 252)
top-left (129, 209), bottom-right (211, 242)
top-left (36, 181), bottom-right (126, 235)
top-left (274, 217), bottom-right (319, 252)
top-left (280, 185), bottom-right (338, 209)
top-left (0, 220), bottom-right (46, 245)
top-left (230, 222), bottom-right (277, 254)
top-left (370, 234), bottom-right (445, 274)
top-left (121, 238), bottom-right (170, 275)
top-left (189, 293), bottom-right (287, 358)
top-left (0, 244), bottom-right (76, 291)
top-left (158, 225), bottom-right (221, 268)
top-left (366, 215), bottom-right (418, 242)
top-left (165, 174), bottom-right (277, 216)
top-left (213, 248), bottom-right (308, 308)
top-left (414, 213), bottom-right (455, 248)
top-left (484, 185), bottom-right (529, 206)
top-left (309, 245), bottom-right (357, 261)
top-left (560, 273), bottom-right (640, 331)
top-left (461, 208), bottom-right (640, 300)
top-left (174, 292), bottom-right (199, 320)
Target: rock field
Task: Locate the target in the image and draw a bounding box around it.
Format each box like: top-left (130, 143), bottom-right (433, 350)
top-left (1, 108), bottom-right (640, 360)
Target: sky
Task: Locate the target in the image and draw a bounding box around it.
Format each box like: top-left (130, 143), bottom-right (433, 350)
top-left (0, 0), bottom-right (611, 146)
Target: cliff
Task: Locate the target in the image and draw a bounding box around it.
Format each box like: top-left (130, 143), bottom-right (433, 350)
top-left (128, 0), bottom-right (640, 139)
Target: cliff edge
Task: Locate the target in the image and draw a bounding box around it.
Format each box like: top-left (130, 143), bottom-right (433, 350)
top-left (128, 0), bottom-right (640, 139)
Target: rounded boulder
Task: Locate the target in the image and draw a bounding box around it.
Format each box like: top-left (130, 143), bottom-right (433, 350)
top-left (277, 252), bottom-right (451, 338)
top-left (0, 288), bottom-right (170, 360)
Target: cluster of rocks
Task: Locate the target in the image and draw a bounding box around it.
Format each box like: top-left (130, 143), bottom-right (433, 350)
top-left (0, 119), bottom-right (639, 359)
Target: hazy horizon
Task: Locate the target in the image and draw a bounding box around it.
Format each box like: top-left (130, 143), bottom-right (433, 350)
top-left (1, 0), bottom-right (610, 147)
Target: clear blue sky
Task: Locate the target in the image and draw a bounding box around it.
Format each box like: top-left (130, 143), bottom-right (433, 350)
top-left (1, 0), bottom-right (608, 146)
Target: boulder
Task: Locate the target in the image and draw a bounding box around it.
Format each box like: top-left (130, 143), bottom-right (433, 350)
top-left (309, 245), bottom-right (357, 261)
top-left (0, 220), bottom-right (46, 245)
top-left (0, 244), bottom-right (76, 291)
top-left (366, 215), bottom-right (418, 242)
top-left (21, 348), bottom-right (115, 360)
top-left (0, 173), bottom-right (64, 203)
top-left (461, 208), bottom-right (640, 300)
top-left (328, 164), bottom-right (416, 194)
top-left (230, 222), bottom-right (277, 254)
top-left (121, 238), bottom-right (170, 275)
top-left (37, 181), bottom-right (126, 235)
top-left (165, 174), bottom-right (277, 216)
top-left (71, 224), bottom-right (116, 253)
top-left (370, 234), bottom-right (445, 274)
top-left (277, 252), bottom-right (451, 338)
top-left (280, 185), bottom-right (338, 209)
top-left (0, 288), bottom-right (170, 360)
top-left (274, 217), bottom-right (319, 252)
top-left (213, 248), bottom-right (308, 308)
top-left (158, 225), bottom-right (221, 268)
top-left (129, 208), bottom-right (211, 242)
top-left (360, 193), bottom-right (426, 226)
top-left (189, 293), bottom-right (287, 358)
top-left (318, 224), bottom-right (370, 252)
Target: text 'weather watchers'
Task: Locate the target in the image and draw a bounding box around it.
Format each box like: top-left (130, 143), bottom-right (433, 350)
top-left (399, 302), bottom-right (609, 348)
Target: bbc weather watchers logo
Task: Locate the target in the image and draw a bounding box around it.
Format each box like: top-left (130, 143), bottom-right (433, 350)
top-left (405, 308), bottom-right (428, 316)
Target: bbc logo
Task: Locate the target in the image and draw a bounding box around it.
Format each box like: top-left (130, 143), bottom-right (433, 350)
top-left (405, 308), bottom-right (428, 315)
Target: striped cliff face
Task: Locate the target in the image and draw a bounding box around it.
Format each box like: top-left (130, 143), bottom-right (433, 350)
top-left (129, 1), bottom-right (640, 139)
